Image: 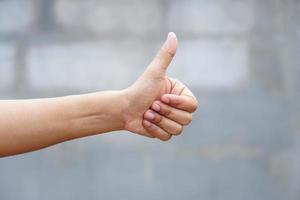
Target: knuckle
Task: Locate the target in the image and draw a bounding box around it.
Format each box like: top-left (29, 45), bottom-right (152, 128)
top-left (183, 113), bottom-right (193, 125)
top-left (169, 77), bottom-right (179, 83)
top-left (150, 75), bottom-right (165, 82)
top-left (160, 134), bottom-right (172, 141)
top-left (173, 125), bottom-right (183, 135)
top-left (190, 100), bottom-right (198, 112)
top-left (154, 113), bottom-right (163, 124)
top-left (161, 104), bottom-right (172, 117)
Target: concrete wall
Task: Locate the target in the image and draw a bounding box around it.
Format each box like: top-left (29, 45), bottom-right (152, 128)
top-left (0, 0), bottom-right (300, 199)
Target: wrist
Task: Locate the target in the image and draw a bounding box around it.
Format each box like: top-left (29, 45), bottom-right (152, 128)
top-left (68, 90), bottom-right (128, 137)
top-left (89, 90), bottom-right (127, 132)
top-left (105, 89), bottom-right (128, 131)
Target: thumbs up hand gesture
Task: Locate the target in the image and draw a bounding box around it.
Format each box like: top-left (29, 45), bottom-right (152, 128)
top-left (123, 33), bottom-right (198, 141)
top-left (0, 32), bottom-right (198, 157)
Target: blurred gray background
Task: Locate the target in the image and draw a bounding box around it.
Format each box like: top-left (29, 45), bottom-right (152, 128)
top-left (0, 0), bottom-right (300, 199)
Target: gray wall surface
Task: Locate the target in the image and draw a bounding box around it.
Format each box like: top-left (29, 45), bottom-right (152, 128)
top-left (0, 0), bottom-right (300, 199)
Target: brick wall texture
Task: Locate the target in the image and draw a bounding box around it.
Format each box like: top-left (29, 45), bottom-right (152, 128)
top-left (0, 0), bottom-right (300, 200)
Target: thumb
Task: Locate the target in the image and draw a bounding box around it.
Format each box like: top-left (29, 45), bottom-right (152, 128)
top-left (146, 32), bottom-right (178, 75)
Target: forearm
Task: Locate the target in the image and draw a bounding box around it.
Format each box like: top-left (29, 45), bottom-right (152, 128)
top-left (0, 33), bottom-right (198, 157)
top-left (0, 90), bottom-right (126, 157)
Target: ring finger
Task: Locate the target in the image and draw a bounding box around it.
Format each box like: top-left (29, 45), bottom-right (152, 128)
top-left (144, 109), bottom-right (183, 135)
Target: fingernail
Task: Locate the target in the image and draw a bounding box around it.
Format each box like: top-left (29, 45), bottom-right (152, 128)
top-left (152, 103), bottom-right (160, 112)
top-left (162, 95), bottom-right (170, 104)
top-left (145, 111), bottom-right (155, 120)
top-left (144, 120), bottom-right (152, 127)
top-left (162, 32), bottom-right (177, 55)
top-left (168, 32), bottom-right (176, 39)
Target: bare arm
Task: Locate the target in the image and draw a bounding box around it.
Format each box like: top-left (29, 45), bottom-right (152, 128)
top-left (0, 91), bottom-right (126, 157)
top-left (0, 32), bottom-right (198, 157)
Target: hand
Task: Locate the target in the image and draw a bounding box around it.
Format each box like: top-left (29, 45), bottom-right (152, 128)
top-left (122, 32), bottom-right (198, 141)
top-left (0, 32), bottom-right (196, 157)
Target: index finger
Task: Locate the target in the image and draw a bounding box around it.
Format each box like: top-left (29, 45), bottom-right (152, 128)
top-left (161, 93), bottom-right (198, 113)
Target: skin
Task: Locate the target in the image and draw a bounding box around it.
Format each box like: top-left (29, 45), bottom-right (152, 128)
top-left (0, 32), bottom-right (198, 157)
